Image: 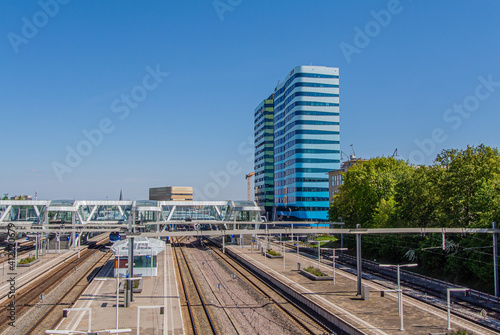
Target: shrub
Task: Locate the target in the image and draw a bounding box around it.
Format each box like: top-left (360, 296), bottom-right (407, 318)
top-left (266, 250), bottom-right (281, 257)
top-left (123, 279), bottom-right (140, 289)
top-left (19, 256), bottom-right (36, 264)
top-left (304, 266), bottom-right (327, 277)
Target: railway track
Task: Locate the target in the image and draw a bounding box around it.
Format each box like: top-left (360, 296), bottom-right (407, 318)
top-left (25, 250), bottom-right (113, 334)
top-left (172, 237), bottom-right (217, 335)
top-left (201, 238), bottom-right (338, 334)
top-left (0, 235), bottom-right (109, 333)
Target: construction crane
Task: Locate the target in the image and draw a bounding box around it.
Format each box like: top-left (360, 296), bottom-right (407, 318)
top-left (350, 144), bottom-right (356, 159)
top-left (245, 172), bottom-right (255, 201)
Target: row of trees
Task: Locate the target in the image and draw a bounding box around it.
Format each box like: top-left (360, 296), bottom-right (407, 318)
top-left (328, 144), bottom-right (500, 228)
top-left (328, 144), bottom-right (500, 292)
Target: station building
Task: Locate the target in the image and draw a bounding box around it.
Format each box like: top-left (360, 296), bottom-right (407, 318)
top-left (110, 237), bottom-right (165, 277)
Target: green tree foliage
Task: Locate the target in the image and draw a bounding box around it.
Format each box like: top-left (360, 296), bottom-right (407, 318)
top-left (328, 145), bottom-right (500, 293)
top-left (328, 157), bottom-right (413, 228)
top-left (330, 145), bottom-right (500, 229)
top-left (394, 165), bottom-right (443, 227)
top-left (435, 144), bottom-right (500, 227)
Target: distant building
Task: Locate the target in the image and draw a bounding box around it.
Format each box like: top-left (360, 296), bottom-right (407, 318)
top-left (10, 195), bottom-right (32, 200)
top-left (328, 155), bottom-right (367, 204)
top-left (149, 186), bottom-right (193, 201)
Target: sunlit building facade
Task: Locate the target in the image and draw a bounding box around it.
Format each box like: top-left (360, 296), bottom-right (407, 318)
top-left (273, 66), bottom-right (340, 221)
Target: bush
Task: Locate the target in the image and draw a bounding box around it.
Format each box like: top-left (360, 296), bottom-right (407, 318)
top-left (304, 266), bottom-right (327, 277)
top-left (447, 330), bottom-right (473, 335)
top-left (123, 279), bottom-right (140, 289)
top-left (19, 256), bottom-right (36, 264)
top-left (266, 250), bottom-right (281, 257)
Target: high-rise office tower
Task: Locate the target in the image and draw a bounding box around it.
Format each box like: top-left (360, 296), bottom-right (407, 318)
top-left (254, 94), bottom-right (275, 217)
top-left (273, 65), bottom-right (340, 221)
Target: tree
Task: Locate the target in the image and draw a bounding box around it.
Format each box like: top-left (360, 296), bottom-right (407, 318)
top-left (435, 144), bottom-right (500, 227)
top-left (394, 165), bottom-right (443, 228)
top-left (328, 157), bottom-right (413, 228)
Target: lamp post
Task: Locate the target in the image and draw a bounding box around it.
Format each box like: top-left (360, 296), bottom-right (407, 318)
top-left (379, 263), bottom-right (417, 318)
top-left (1, 253), bottom-right (4, 277)
top-left (264, 234), bottom-right (267, 262)
top-left (282, 236), bottom-right (286, 271)
top-left (27, 235), bottom-right (39, 260)
top-left (322, 247), bottom-right (348, 285)
top-left (296, 240), bottom-right (299, 263)
top-left (380, 288), bottom-right (404, 331)
top-left (15, 242), bottom-right (18, 271)
top-left (123, 277), bottom-right (141, 308)
top-left (446, 288), bottom-right (469, 330)
top-left (95, 277), bottom-right (120, 330)
top-left (307, 240), bottom-right (322, 270)
top-left (136, 305), bottom-right (164, 335)
top-left (293, 235), bottom-right (307, 265)
top-left (61, 308), bottom-right (92, 333)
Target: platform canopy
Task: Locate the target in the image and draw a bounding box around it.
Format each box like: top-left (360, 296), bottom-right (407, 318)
top-left (110, 237), bottom-right (165, 257)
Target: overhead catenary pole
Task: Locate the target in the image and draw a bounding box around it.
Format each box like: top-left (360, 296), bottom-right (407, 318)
top-left (128, 237), bottom-right (135, 304)
top-left (317, 240), bottom-right (320, 270)
top-left (494, 222), bottom-right (498, 297)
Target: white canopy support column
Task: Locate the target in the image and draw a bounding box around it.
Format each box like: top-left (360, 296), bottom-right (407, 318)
top-left (88, 205), bottom-right (98, 222)
top-left (166, 205), bottom-right (176, 221)
top-left (0, 206), bottom-right (12, 223)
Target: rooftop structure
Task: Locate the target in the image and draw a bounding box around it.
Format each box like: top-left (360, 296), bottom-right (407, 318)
top-left (328, 155), bottom-right (367, 204)
top-left (149, 186), bottom-right (193, 201)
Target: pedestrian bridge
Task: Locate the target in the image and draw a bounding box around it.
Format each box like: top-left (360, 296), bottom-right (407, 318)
top-left (0, 199), bottom-right (262, 226)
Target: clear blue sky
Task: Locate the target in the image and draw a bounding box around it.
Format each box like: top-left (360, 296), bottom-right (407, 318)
top-left (1, 0), bottom-right (499, 200)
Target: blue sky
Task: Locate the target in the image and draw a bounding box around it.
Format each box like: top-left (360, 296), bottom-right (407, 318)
top-left (1, 0), bottom-right (499, 200)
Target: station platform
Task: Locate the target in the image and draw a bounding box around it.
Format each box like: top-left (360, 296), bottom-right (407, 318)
top-left (53, 244), bottom-right (184, 335)
top-left (0, 249), bottom-right (74, 303)
top-left (226, 243), bottom-right (497, 335)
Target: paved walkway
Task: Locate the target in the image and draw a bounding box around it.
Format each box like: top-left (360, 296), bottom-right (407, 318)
top-left (227, 242), bottom-right (496, 335)
top-left (53, 244), bottom-right (184, 335)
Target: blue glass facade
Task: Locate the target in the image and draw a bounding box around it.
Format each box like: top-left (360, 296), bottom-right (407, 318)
top-left (273, 66), bottom-right (340, 221)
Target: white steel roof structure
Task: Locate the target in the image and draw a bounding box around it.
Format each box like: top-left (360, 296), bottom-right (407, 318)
top-left (0, 200), bottom-right (261, 226)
